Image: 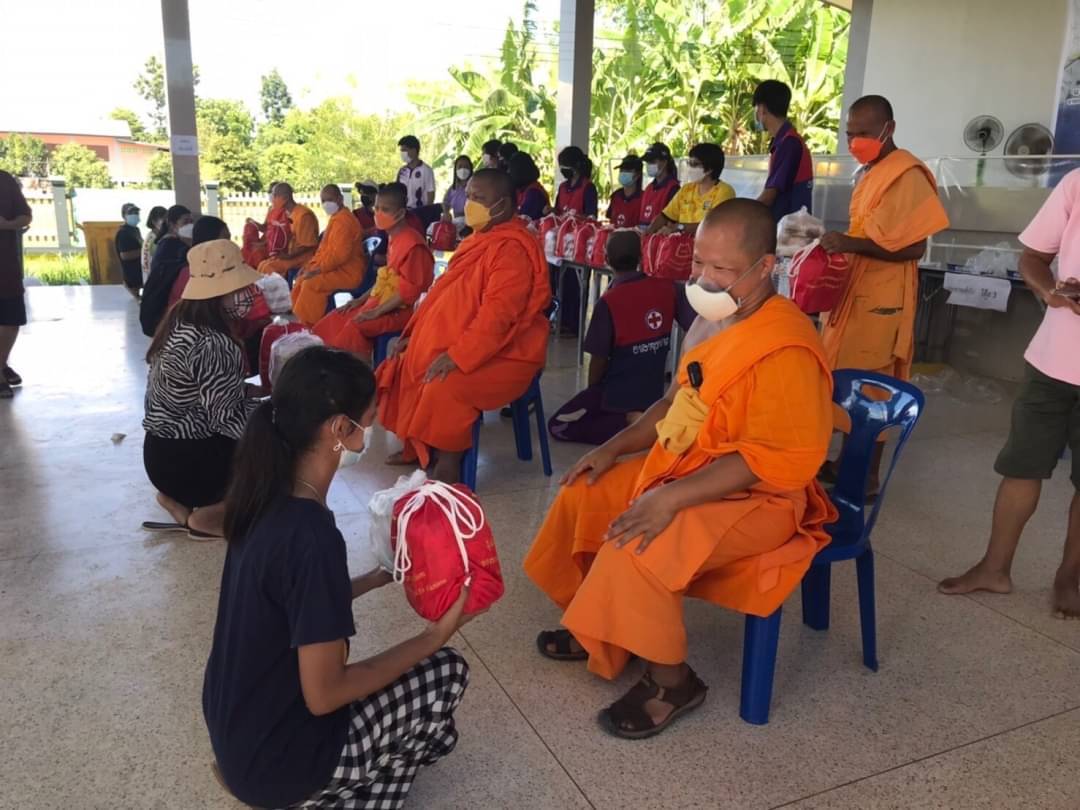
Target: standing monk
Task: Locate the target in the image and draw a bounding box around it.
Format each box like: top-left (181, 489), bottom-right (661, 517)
top-left (313, 182), bottom-right (434, 360)
top-left (290, 185), bottom-right (366, 326)
top-left (256, 182), bottom-right (319, 279)
top-left (376, 169), bottom-right (550, 483)
top-left (524, 200), bottom-right (837, 739)
top-left (819, 95), bottom-right (949, 492)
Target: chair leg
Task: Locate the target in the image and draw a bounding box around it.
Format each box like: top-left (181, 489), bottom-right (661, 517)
top-left (532, 390), bottom-right (553, 477)
top-left (459, 418), bottom-right (482, 491)
top-left (801, 563), bottom-right (831, 631)
top-left (855, 548), bottom-right (879, 672)
top-left (739, 609), bottom-right (782, 725)
top-left (511, 398), bottom-right (533, 462)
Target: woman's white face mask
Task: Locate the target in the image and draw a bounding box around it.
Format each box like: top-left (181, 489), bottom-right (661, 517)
top-left (685, 257), bottom-right (765, 321)
top-left (335, 421), bottom-right (373, 469)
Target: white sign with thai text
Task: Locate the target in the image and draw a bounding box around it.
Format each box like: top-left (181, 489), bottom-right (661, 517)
top-left (944, 272), bottom-right (1012, 312)
top-left (169, 135), bottom-right (199, 157)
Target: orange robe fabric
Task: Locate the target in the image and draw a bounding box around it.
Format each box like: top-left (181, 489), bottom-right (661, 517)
top-left (820, 149), bottom-right (949, 381)
top-left (313, 226), bottom-right (435, 356)
top-left (523, 297), bottom-right (838, 680)
top-left (256, 204), bottom-right (320, 278)
top-left (289, 209), bottom-right (367, 326)
top-left (376, 219), bottom-right (551, 468)
top-left (242, 205), bottom-right (290, 267)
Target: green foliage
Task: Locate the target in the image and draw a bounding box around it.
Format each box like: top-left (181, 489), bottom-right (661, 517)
top-left (24, 253), bottom-right (90, 286)
top-left (147, 152), bottom-right (174, 190)
top-left (49, 143), bottom-right (113, 188)
top-left (196, 99), bottom-right (255, 145)
top-left (133, 55), bottom-right (201, 142)
top-left (195, 99), bottom-right (259, 191)
top-left (0, 134), bottom-right (49, 177)
top-left (110, 107), bottom-right (150, 142)
top-left (260, 69), bottom-right (294, 125)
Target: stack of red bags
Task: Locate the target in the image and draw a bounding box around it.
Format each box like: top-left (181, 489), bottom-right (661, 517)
top-left (642, 231), bottom-right (695, 281)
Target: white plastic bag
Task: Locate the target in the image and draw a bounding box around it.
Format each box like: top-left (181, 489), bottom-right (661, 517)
top-left (268, 331), bottom-right (323, 388)
top-left (776, 206), bottom-right (825, 258)
top-left (367, 469), bottom-right (429, 574)
top-left (256, 273), bottom-right (292, 314)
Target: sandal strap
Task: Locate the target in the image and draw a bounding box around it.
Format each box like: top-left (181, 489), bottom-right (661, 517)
top-left (606, 668), bottom-right (706, 733)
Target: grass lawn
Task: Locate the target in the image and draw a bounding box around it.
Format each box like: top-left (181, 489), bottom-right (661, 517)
top-left (24, 253), bottom-right (92, 286)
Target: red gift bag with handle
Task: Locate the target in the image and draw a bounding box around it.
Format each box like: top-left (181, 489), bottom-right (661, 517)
top-left (258, 318), bottom-right (306, 389)
top-left (429, 220), bottom-right (457, 251)
top-left (573, 220), bottom-right (599, 264)
top-left (556, 217), bottom-right (581, 261)
top-left (588, 226), bottom-right (614, 268)
top-left (642, 231), bottom-right (694, 280)
top-left (391, 481), bottom-right (505, 621)
top-left (788, 239), bottom-right (850, 315)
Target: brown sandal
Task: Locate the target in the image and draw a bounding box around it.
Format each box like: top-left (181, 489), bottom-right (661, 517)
top-left (536, 629), bottom-right (588, 661)
top-left (598, 667), bottom-right (708, 740)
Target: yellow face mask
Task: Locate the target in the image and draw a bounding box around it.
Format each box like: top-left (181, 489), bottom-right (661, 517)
top-left (464, 197), bottom-right (507, 231)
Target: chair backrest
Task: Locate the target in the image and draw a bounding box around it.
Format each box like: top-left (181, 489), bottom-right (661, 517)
top-left (831, 369), bottom-right (925, 546)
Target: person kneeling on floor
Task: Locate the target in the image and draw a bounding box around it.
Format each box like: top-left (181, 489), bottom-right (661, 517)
top-left (523, 199), bottom-right (837, 739)
top-left (203, 346), bottom-right (477, 809)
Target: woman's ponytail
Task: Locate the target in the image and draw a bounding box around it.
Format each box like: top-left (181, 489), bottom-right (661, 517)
top-left (223, 400), bottom-right (296, 542)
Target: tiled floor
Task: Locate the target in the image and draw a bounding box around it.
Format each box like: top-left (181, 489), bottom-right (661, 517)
top-left (2, 286), bottom-right (1079, 810)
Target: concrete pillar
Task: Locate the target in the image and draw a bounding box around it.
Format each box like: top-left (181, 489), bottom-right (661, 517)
top-left (340, 183), bottom-right (353, 210)
top-left (555, 0), bottom-right (595, 153)
top-left (837, 0), bottom-right (874, 154)
top-left (204, 181), bottom-right (220, 217)
top-left (49, 178), bottom-right (72, 250)
top-left (161, 0), bottom-right (201, 212)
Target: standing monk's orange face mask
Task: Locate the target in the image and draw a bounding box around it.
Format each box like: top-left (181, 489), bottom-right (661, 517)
top-left (849, 123), bottom-right (890, 165)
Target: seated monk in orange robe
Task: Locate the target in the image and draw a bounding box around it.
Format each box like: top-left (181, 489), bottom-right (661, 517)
top-left (376, 169), bottom-right (550, 482)
top-left (523, 200), bottom-right (837, 740)
top-left (818, 94), bottom-right (949, 492)
top-left (242, 181), bottom-right (290, 267)
top-left (313, 182), bottom-right (434, 359)
top-left (256, 182), bottom-right (320, 278)
top-left (290, 184), bottom-right (367, 326)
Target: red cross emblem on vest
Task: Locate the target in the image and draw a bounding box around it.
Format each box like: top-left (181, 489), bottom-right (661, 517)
top-left (646, 309), bottom-right (664, 331)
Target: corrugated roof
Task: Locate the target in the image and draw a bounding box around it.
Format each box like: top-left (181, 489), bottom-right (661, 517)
top-left (0, 117), bottom-right (132, 139)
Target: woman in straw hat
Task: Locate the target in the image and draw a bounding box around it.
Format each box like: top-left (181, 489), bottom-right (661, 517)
top-left (140, 238), bottom-right (264, 540)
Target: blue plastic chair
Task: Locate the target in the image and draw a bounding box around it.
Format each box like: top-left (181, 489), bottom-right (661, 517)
top-left (738, 370), bottom-right (925, 725)
top-left (372, 331), bottom-right (402, 369)
top-left (324, 236), bottom-right (385, 314)
top-left (460, 372), bottom-right (554, 491)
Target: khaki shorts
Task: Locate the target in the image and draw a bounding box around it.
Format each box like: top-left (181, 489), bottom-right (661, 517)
top-left (995, 363), bottom-right (1080, 488)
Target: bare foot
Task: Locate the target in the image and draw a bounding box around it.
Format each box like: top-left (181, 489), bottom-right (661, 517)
top-left (156, 492), bottom-right (191, 526)
top-left (384, 451), bottom-right (416, 466)
top-left (1052, 573), bottom-right (1080, 619)
top-left (937, 562), bottom-right (1013, 596)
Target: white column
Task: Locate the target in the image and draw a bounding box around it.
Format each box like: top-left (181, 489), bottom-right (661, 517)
top-left (161, 0), bottom-right (201, 212)
top-left (340, 183), bottom-right (353, 210)
top-left (49, 178), bottom-right (72, 250)
top-left (204, 181), bottom-right (219, 217)
top-left (555, 0), bottom-right (595, 152)
top-left (837, 0), bottom-right (874, 154)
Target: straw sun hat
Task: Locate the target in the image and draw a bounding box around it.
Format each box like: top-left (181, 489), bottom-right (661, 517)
top-left (182, 239), bottom-right (264, 301)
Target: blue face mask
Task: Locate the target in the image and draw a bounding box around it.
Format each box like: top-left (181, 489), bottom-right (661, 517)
top-left (124, 213), bottom-right (140, 226)
top-left (618, 171), bottom-right (635, 188)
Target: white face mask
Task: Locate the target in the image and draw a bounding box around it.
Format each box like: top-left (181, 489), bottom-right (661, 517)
top-left (336, 423), bottom-right (372, 469)
top-left (322, 200), bottom-right (340, 215)
top-left (177, 223), bottom-right (194, 239)
top-left (482, 154), bottom-right (497, 168)
top-left (400, 150), bottom-right (411, 164)
top-left (456, 167), bottom-right (472, 181)
top-left (645, 162), bottom-right (659, 178)
top-left (684, 165), bottom-right (706, 184)
top-left (685, 257), bottom-right (764, 322)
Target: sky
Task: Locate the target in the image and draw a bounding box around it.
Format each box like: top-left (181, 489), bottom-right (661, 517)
top-left (2, 0), bottom-right (561, 133)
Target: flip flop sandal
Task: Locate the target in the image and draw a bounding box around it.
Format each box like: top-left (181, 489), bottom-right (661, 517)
top-left (141, 520), bottom-right (188, 533)
top-left (598, 667), bottom-right (708, 740)
top-left (536, 629), bottom-right (588, 661)
top-left (3, 367), bottom-right (22, 387)
top-left (187, 525), bottom-right (223, 541)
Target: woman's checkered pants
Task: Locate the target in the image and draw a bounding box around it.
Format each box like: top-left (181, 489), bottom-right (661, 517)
top-left (294, 647), bottom-right (469, 809)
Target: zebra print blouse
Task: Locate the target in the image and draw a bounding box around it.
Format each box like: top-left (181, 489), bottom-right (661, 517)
top-left (143, 321), bottom-right (254, 441)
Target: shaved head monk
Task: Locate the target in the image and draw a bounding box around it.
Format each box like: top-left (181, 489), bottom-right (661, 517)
top-left (256, 182), bottom-right (320, 280)
top-left (523, 199), bottom-right (837, 739)
top-left (376, 168), bottom-right (551, 482)
top-left (818, 95), bottom-right (949, 491)
top-left (313, 182), bottom-right (434, 360)
top-left (289, 184), bottom-right (366, 326)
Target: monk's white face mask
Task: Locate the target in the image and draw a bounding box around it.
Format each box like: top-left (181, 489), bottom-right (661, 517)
top-left (685, 256), bottom-right (765, 322)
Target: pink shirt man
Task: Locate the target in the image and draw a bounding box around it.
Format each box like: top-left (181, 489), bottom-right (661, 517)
top-left (1019, 168), bottom-right (1080, 385)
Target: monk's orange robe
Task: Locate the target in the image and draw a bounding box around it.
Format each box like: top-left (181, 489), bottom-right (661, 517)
top-left (820, 149), bottom-right (949, 381)
top-left (243, 205), bottom-right (290, 267)
top-left (313, 225), bottom-right (434, 356)
top-left (523, 296), bottom-right (838, 680)
top-left (376, 219), bottom-right (551, 468)
top-left (289, 209), bottom-right (367, 326)
top-left (257, 204), bottom-right (320, 278)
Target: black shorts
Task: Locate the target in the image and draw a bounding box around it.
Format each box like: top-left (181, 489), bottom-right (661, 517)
top-left (0, 295), bottom-right (27, 327)
top-left (995, 363), bottom-right (1080, 488)
top-left (143, 432), bottom-right (236, 508)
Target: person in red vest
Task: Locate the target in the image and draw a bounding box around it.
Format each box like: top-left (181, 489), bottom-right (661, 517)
top-left (639, 142), bottom-right (681, 228)
top-left (753, 80), bottom-right (814, 222)
top-left (606, 154), bottom-right (644, 228)
top-left (549, 230), bottom-right (677, 445)
top-left (509, 152), bottom-right (551, 223)
top-left (554, 146), bottom-right (598, 218)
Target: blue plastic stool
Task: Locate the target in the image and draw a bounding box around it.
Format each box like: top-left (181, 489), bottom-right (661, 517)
top-left (372, 331), bottom-right (402, 369)
top-left (738, 370), bottom-right (925, 725)
top-left (459, 372), bottom-right (553, 491)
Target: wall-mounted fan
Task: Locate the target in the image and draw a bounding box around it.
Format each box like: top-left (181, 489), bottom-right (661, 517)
top-left (1004, 123), bottom-right (1055, 178)
top-left (963, 115), bottom-right (1004, 186)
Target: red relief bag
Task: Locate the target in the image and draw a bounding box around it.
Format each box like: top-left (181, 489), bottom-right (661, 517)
top-left (258, 318), bottom-right (306, 389)
top-left (788, 240), bottom-right (850, 315)
top-left (573, 220), bottom-right (599, 264)
top-left (588, 226), bottom-right (613, 268)
top-left (642, 231), bottom-right (694, 280)
top-left (391, 481), bottom-right (505, 621)
top-left (556, 216), bottom-right (582, 261)
top-left (429, 221), bottom-right (457, 252)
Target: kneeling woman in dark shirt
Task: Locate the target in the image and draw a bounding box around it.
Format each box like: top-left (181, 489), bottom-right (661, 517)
top-left (203, 346), bottom-right (474, 810)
